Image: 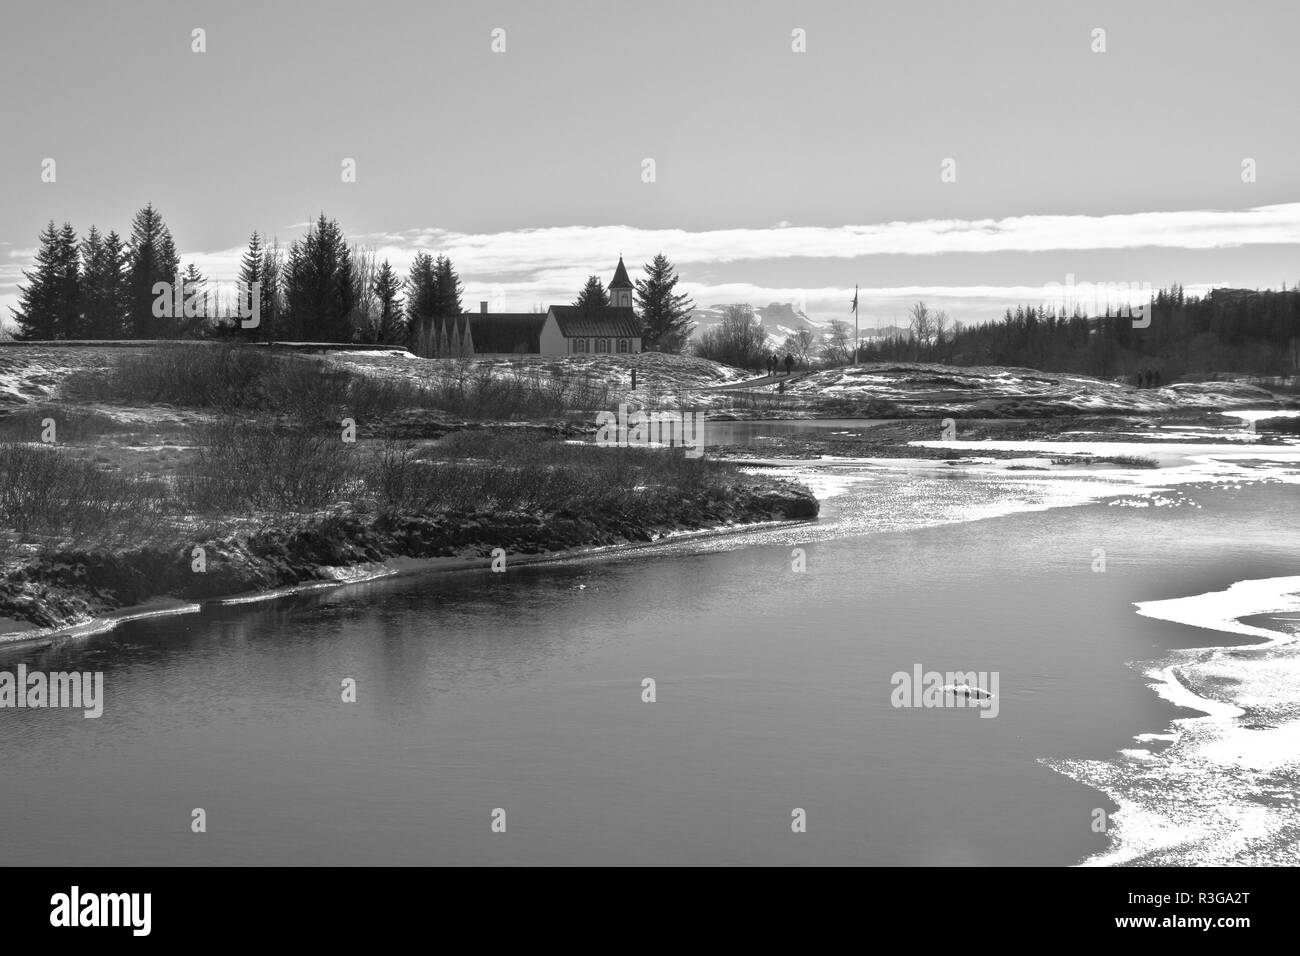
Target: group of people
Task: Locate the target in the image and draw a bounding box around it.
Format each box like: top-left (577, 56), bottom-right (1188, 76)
top-left (1135, 367), bottom-right (1163, 389)
top-left (766, 354), bottom-right (796, 377)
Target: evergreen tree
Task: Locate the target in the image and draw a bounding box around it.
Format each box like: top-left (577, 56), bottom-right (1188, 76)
top-left (432, 255), bottom-right (463, 320)
top-left (237, 230), bottom-right (265, 338)
top-left (371, 260), bottom-right (405, 344)
top-left (126, 202), bottom-right (180, 337)
top-left (80, 225), bottom-right (127, 338)
top-left (11, 221), bottom-right (61, 339)
top-left (404, 252), bottom-right (438, 349)
top-left (179, 262), bottom-right (209, 335)
top-left (634, 253), bottom-right (695, 352)
top-left (283, 213), bottom-right (356, 342)
top-left (50, 222), bottom-right (83, 338)
top-left (573, 275), bottom-right (608, 315)
top-left (260, 238), bottom-right (283, 343)
top-left (102, 230), bottom-right (129, 337)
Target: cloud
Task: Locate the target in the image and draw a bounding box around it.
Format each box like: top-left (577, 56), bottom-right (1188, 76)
top-left (372, 202), bottom-right (1300, 280)
top-left (2, 202), bottom-right (1293, 328)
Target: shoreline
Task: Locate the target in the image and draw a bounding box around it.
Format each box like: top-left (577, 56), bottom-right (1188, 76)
top-left (1049, 574), bottom-right (1300, 866)
top-left (0, 510), bottom-right (815, 648)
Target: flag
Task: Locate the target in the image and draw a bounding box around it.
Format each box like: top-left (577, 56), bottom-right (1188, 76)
top-left (850, 285), bottom-right (858, 313)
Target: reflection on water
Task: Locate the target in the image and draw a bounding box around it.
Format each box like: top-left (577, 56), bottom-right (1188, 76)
top-left (699, 419), bottom-right (892, 446)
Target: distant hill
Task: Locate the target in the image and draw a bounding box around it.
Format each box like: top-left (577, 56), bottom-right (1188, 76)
top-left (689, 303), bottom-right (822, 348)
top-left (689, 303), bottom-right (910, 351)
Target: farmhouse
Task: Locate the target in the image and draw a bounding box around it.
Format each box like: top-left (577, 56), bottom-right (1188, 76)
top-left (445, 258), bottom-right (643, 358)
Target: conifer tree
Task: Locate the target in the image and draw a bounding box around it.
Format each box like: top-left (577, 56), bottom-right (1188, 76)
top-left (574, 275), bottom-right (608, 315)
top-left (11, 221), bottom-right (62, 339)
top-left (126, 203), bottom-right (180, 337)
top-left (404, 252), bottom-right (438, 351)
top-left (179, 262), bottom-right (209, 335)
top-left (283, 214), bottom-right (356, 342)
top-left (260, 238), bottom-right (283, 343)
top-left (102, 230), bottom-right (129, 337)
top-left (237, 230), bottom-right (265, 338)
top-left (371, 260), bottom-right (404, 344)
top-left (52, 222), bottom-right (83, 338)
top-left (634, 254), bottom-right (695, 352)
top-left (80, 225), bottom-right (126, 338)
top-left (433, 255), bottom-right (463, 320)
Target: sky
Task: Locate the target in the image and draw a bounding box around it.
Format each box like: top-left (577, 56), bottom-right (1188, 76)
top-left (2, 0), bottom-right (1298, 330)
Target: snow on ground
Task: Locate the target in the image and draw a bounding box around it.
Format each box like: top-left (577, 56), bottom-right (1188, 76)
top-left (1220, 409), bottom-right (1300, 423)
top-left (784, 362), bottom-right (1294, 417)
top-left (332, 350), bottom-right (749, 389)
top-left (0, 344), bottom-right (1293, 421)
top-left (910, 436), bottom-right (1300, 480)
top-left (0, 345), bottom-right (127, 405)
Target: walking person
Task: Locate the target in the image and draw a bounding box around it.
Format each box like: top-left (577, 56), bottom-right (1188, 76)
top-left (784, 353), bottom-right (794, 377)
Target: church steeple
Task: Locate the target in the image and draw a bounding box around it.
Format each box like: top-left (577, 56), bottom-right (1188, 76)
top-left (609, 256), bottom-right (633, 309)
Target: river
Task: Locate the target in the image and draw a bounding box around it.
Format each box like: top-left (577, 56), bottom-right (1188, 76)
top-left (1, 430), bottom-right (1298, 865)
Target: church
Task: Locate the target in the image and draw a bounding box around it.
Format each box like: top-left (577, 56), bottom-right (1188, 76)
top-left (420, 258), bottom-right (644, 358)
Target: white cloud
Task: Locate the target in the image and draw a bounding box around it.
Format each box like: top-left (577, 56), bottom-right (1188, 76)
top-left (2, 202), bottom-right (1293, 328)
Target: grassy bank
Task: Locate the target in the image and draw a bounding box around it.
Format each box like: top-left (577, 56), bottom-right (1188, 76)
top-left (0, 345), bottom-right (817, 631)
top-left (63, 343), bottom-right (623, 421)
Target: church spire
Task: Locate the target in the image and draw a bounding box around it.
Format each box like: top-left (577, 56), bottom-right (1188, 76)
top-left (609, 256), bottom-right (633, 308)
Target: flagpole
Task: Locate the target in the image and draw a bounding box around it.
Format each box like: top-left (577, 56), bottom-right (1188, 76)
top-left (853, 284), bottom-right (859, 365)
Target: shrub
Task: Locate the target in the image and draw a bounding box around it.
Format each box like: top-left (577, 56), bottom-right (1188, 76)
top-left (179, 419), bottom-right (359, 513)
top-left (0, 442), bottom-right (170, 541)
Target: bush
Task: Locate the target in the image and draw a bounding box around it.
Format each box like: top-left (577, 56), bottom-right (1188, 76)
top-left (179, 419), bottom-right (360, 513)
top-left (0, 442), bottom-right (170, 541)
top-left (0, 405), bottom-right (137, 443)
top-left (363, 431), bottom-right (726, 517)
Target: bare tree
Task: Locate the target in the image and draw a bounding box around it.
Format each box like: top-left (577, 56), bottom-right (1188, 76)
top-left (783, 328), bottom-right (815, 364)
top-left (909, 301), bottom-right (937, 353)
top-left (932, 309), bottom-right (949, 348)
top-left (695, 304), bottom-right (768, 369)
top-left (820, 320), bottom-right (854, 365)
top-left (349, 243), bottom-right (379, 341)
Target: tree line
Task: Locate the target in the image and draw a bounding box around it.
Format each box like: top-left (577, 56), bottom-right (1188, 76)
top-left (10, 205), bottom-right (463, 349)
top-left (10, 206), bottom-right (697, 353)
top-left (859, 287), bottom-right (1300, 379)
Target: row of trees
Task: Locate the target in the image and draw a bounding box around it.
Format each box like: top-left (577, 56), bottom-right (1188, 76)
top-left (10, 206), bottom-right (463, 347)
top-left (860, 287), bottom-right (1300, 378)
top-left (12, 204), bottom-right (189, 340)
top-left (699, 287), bottom-right (1299, 379)
top-left (11, 207), bottom-right (696, 352)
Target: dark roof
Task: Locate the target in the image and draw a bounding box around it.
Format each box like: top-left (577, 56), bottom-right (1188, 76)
top-left (548, 305), bottom-right (641, 338)
top-left (468, 313), bottom-right (545, 353)
top-left (608, 257), bottom-right (633, 290)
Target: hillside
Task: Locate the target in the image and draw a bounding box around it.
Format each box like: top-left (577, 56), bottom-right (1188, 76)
top-left (782, 362), bottom-right (1295, 418)
top-left (330, 348), bottom-right (750, 396)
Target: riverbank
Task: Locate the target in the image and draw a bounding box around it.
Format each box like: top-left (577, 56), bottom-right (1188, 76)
top-left (0, 479), bottom-right (817, 638)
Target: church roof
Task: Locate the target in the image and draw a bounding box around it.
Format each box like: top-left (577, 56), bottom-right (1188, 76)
top-left (468, 313), bottom-right (545, 353)
top-left (548, 305), bottom-right (641, 338)
top-left (608, 257), bottom-right (633, 290)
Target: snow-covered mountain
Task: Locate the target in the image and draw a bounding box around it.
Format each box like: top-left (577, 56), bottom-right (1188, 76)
top-left (689, 303), bottom-right (911, 350)
top-left (689, 302), bottom-right (825, 350)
